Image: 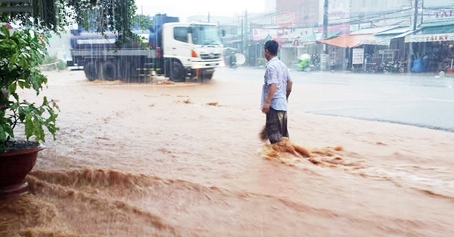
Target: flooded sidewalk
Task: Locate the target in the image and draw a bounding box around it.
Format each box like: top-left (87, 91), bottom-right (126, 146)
top-left (1, 70), bottom-right (454, 237)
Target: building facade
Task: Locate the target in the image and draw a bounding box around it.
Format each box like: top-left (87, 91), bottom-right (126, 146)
top-left (274, 0), bottom-right (320, 27)
top-left (265, 0), bottom-right (276, 13)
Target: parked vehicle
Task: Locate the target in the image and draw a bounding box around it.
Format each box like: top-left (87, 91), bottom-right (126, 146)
top-left (67, 13), bottom-right (225, 82)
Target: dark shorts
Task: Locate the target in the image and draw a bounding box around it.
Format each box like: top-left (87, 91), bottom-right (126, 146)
top-left (265, 108), bottom-right (289, 144)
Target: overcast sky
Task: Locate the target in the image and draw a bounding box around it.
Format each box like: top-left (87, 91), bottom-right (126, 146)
top-left (134, 0), bottom-right (265, 20)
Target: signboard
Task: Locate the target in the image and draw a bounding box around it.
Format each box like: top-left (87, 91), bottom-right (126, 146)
top-left (359, 36), bottom-right (392, 46)
top-left (318, 0), bottom-right (350, 25)
top-left (320, 53), bottom-right (329, 71)
top-left (252, 28), bottom-right (290, 41)
top-left (352, 48), bottom-right (364, 65)
top-left (276, 12), bottom-right (296, 26)
top-left (424, 9), bottom-right (454, 23)
top-left (405, 33), bottom-right (454, 43)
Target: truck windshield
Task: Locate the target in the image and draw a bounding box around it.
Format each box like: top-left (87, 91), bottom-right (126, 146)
top-left (190, 25), bottom-right (222, 46)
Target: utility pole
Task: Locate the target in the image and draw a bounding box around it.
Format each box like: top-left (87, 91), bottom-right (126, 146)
top-left (421, 0), bottom-right (424, 25)
top-left (321, 0), bottom-right (329, 71)
top-left (323, 0), bottom-right (328, 40)
top-left (413, 0), bottom-right (419, 30)
top-left (208, 12), bottom-right (210, 23)
top-left (240, 19), bottom-right (244, 53)
top-left (244, 9), bottom-right (248, 65)
top-left (408, 0), bottom-right (419, 73)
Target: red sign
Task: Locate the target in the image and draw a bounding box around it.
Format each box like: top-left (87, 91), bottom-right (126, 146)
top-left (426, 35), bottom-right (449, 41)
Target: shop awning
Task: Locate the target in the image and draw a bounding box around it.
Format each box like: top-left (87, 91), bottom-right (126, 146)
top-left (376, 26), bottom-right (412, 36)
top-left (298, 31), bottom-right (339, 43)
top-left (350, 26), bottom-right (397, 35)
top-left (418, 25), bottom-right (454, 34)
top-left (393, 30), bottom-right (415, 39)
top-left (360, 27), bottom-right (412, 45)
top-left (404, 23), bottom-right (454, 43)
top-left (317, 34), bottom-right (372, 48)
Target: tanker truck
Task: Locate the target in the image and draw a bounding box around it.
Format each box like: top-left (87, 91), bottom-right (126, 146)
top-left (67, 13), bottom-right (225, 82)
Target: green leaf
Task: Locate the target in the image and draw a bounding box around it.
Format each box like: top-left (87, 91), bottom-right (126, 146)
top-left (33, 117), bottom-right (45, 142)
top-left (8, 53), bottom-right (19, 71)
top-left (9, 82), bottom-right (17, 95)
top-left (17, 80), bottom-right (25, 89)
top-left (24, 113), bottom-right (34, 140)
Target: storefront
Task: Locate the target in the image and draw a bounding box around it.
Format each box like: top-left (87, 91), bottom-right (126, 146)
top-left (316, 26), bottom-right (418, 72)
top-left (404, 22), bottom-right (454, 73)
top-left (279, 31), bottom-right (336, 68)
top-left (317, 33), bottom-right (374, 71)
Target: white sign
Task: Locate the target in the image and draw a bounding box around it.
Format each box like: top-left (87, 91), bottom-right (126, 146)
top-left (318, 0), bottom-right (350, 24)
top-left (359, 36), bottom-right (392, 46)
top-left (352, 48), bottom-right (364, 65)
top-left (405, 33), bottom-right (454, 43)
top-left (424, 9), bottom-right (454, 22)
top-left (252, 28), bottom-right (290, 41)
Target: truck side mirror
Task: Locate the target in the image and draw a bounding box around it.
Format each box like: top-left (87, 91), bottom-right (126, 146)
top-left (222, 30), bottom-right (226, 37)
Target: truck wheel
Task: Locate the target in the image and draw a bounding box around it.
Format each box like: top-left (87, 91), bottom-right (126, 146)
top-left (118, 61), bottom-right (131, 82)
top-left (102, 61), bottom-right (117, 81)
top-left (84, 62), bottom-right (98, 81)
top-left (168, 61), bottom-right (185, 82)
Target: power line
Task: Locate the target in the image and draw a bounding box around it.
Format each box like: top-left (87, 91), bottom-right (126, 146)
top-left (243, 3), bottom-right (454, 27)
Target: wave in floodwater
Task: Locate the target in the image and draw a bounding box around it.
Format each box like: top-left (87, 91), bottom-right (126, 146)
top-left (1, 169), bottom-right (179, 236)
top-left (1, 162), bottom-right (453, 236)
top-left (6, 168), bottom-right (389, 237)
top-left (260, 138), bottom-right (454, 200)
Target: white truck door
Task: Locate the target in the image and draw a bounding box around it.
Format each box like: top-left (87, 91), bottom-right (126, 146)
top-left (163, 25), bottom-right (192, 68)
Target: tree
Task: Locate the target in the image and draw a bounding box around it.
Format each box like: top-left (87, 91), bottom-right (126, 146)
top-left (0, 0), bottom-right (140, 48)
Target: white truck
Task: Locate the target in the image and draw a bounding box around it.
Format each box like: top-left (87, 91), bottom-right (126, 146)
top-left (67, 13), bottom-right (225, 82)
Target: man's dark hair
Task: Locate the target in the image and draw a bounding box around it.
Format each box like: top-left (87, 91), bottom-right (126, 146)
top-left (264, 40), bottom-right (279, 56)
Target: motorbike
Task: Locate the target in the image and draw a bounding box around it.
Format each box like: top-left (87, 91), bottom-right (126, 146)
top-left (228, 55), bottom-right (237, 69)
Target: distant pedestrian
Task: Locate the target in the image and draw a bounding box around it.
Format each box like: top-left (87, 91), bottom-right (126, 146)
top-left (260, 40), bottom-right (293, 144)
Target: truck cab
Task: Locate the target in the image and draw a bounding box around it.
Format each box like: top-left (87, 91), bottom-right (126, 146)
top-left (160, 22), bottom-right (224, 81)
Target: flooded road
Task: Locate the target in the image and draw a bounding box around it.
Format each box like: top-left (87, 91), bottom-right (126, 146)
top-left (222, 68), bottom-right (454, 132)
top-left (2, 69), bottom-right (454, 236)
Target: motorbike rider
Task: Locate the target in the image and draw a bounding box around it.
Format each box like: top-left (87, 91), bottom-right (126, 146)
top-left (229, 51), bottom-right (237, 67)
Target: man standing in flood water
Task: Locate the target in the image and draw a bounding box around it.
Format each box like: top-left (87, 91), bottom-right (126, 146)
top-left (261, 40), bottom-right (293, 144)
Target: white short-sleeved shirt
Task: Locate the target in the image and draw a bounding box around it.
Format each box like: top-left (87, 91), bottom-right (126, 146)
top-left (261, 57), bottom-right (291, 111)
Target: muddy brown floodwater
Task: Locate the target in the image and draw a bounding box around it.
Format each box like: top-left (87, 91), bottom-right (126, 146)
top-left (1, 70), bottom-right (454, 237)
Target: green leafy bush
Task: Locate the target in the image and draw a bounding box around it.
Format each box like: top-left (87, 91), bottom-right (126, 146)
top-left (0, 26), bottom-right (59, 152)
